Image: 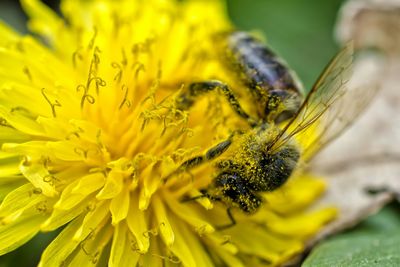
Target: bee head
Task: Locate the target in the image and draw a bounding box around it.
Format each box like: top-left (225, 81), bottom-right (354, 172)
top-left (248, 145), bottom-right (300, 191)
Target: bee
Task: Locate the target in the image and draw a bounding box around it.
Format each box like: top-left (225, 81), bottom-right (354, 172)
top-left (171, 31), bottom-right (376, 229)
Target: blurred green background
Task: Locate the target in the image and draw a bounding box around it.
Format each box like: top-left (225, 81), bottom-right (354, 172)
top-left (0, 0), bottom-right (344, 266)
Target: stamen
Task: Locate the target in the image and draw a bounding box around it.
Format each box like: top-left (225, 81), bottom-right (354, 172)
top-left (142, 227), bottom-right (158, 238)
top-left (96, 129), bottom-right (107, 152)
top-left (88, 27), bottom-right (98, 50)
top-left (41, 88), bottom-right (62, 118)
top-left (72, 47), bottom-right (84, 69)
top-left (129, 239), bottom-right (141, 253)
top-left (35, 201), bottom-right (48, 213)
top-left (32, 188), bottom-right (43, 195)
top-left (88, 76), bottom-right (106, 95)
top-left (92, 47), bottom-right (101, 68)
top-left (76, 84), bottom-right (96, 108)
top-left (22, 156), bottom-right (31, 166)
top-left (74, 147), bottom-right (89, 158)
top-left (65, 127), bottom-right (84, 140)
top-left (65, 132), bottom-right (81, 140)
top-left (80, 229), bottom-right (95, 256)
top-left (28, 187), bottom-right (43, 197)
top-left (10, 107), bottom-right (36, 119)
top-left (121, 48), bottom-right (128, 67)
top-left (196, 224), bottom-right (208, 236)
top-left (89, 199), bottom-right (99, 211)
top-left (151, 253), bottom-right (181, 264)
top-left (131, 38), bottom-right (155, 61)
top-left (40, 156), bottom-right (52, 169)
top-left (91, 252), bottom-right (100, 264)
top-left (111, 62), bottom-right (123, 83)
top-left (42, 174), bottom-right (59, 186)
top-left (16, 40), bottom-right (25, 53)
top-left (77, 47), bottom-right (107, 108)
top-left (132, 62), bottom-right (145, 79)
top-left (140, 74), bottom-right (161, 107)
top-left (221, 235), bottom-right (232, 245)
top-left (119, 85), bottom-right (131, 109)
top-left (111, 12), bottom-right (122, 37)
top-left (22, 66), bottom-right (32, 81)
top-left (0, 117), bottom-right (9, 126)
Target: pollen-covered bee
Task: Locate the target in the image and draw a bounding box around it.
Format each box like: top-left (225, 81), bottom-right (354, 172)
top-left (171, 31), bottom-right (378, 228)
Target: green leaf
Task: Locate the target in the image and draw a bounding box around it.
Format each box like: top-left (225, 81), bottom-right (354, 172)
top-left (303, 203), bottom-right (400, 267)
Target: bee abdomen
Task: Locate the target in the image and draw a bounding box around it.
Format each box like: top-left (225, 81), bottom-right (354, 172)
top-left (226, 31), bottom-right (303, 97)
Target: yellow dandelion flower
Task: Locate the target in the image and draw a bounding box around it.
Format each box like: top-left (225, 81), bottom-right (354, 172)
top-left (0, 0), bottom-right (336, 266)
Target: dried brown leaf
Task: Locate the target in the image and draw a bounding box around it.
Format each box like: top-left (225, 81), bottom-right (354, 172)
top-left (309, 0), bottom-right (400, 245)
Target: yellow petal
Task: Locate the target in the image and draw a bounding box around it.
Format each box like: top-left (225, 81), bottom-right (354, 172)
top-left (0, 183), bottom-right (45, 219)
top-left (47, 141), bottom-right (90, 162)
top-left (126, 194), bottom-right (149, 254)
top-left (0, 126), bottom-right (30, 143)
top-left (39, 216), bottom-right (83, 267)
top-left (139, 160), bottom-right (162, 210)
top-left (167, 215), bottom-right (197, 267)
top-left (0, 151), bottom-right (17, 160)
top-left (204, 232), bottom-right (238, 255)
top-left (0, 21), bottom-right (20, 46)
top-left (41, 198), bottom-right (90, 232)
top-left (19, 159), bottom-right (58, 198)
top-left (2, 141), bottom-right (48, 159)
top-left (153, 194), bottom-right (174, 247)
top-left (109, 222), bottom-right (128, 267)
top-left (73, 200), bottom-right (109, 241)
top-left (68, 225), bottom-right (113, 267)
top-left (265, 175), bottom-right (326, 214)
top-left (0, 106), bottom-right (44, 136)
top-left (71, 172), bottom-right (105, 195)
top-left (225, 225), bottom-right (304, 264)
top-left (54, 173), bottom-right (104, 210)
top-left (268, 208), bottom-right (337, 238)
top-left (21, 0), bottom-right (64, 42)
top-left (109, 222), bottom-right (140, 267)
top-left (164, 192), bottom-right (214, 234)
top-left (0, 212), bottom-right (46, 256)
top-left (207, 242), bottom-right (244, 267)
top-left (110, 186), bottom-right (130, 225)
top-left (96, 170), bottom-right (123, 200)
top-left (0, 177), bottom-right (25, 201)
top-left (0, 158), bottom-right (20, 177)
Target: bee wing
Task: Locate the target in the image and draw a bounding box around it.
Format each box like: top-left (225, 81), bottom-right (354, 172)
top-left (269, 42), bottom-right (383, 161)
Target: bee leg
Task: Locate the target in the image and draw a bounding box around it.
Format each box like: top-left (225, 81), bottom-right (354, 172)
top-left (205, 139), bottom-right (232, 161)
top-left (180, 190), bottom-right (220, 203)
top-left (216, 207), bottom-right (236, 230)
top-left (180, 194), bottom-right (207, 203)
top-left (163, 138), bottom-right (233, 183)
top-left (177, 80), bottom-right (258, 127)
top-left (179, 138), bottom-right (232, 172)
